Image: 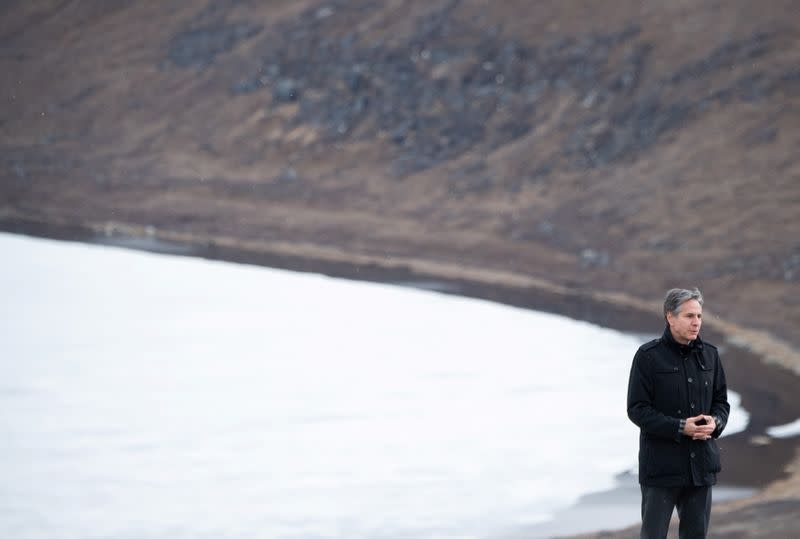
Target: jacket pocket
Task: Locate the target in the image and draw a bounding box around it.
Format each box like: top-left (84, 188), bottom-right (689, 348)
top-left (700, 364), bottom-right (714, 411)
top-left (645, 436), bottom-right (685, 478)
top-left (704, 438), bottom-right (721, 473)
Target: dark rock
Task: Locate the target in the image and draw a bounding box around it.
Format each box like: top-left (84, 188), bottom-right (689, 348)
top-left (567, 96), bottom-right (693, 168)
top-left (644, 234), bottom-right (676, 251)
top-left (743, 125), bottom-right (778, 146)
top-left (168, 23), bottom-right (262, 69)
top-left (611, 44), bottom-right (651, 94)
top-left (273, 79), bottom-right (300, 102)
top-left (13, 162), bottom-right (26, 179)
top-left (580, 248), bottom-right (610, 268)
top-left (224, 2), bottom-right (776, 179)
top-left (528, 164), bottom-right (552, 183)
top-left (346, 69), bottom-right (366, 92)
top-left (537, 221), bottom-right (555, 236)
top-left (353, 96), bottom-right (369, 114)
top-left (390, 124), bottom-right (410, 145)
top-left (783, 253), bottom-right (800, 281)
top-left (492, 120), bottom-right (531, 148)
top-left (231, 78), bottom-right (265, 94)
top-left (669, 31), bottom-right (773, 85)
top-left (279, 167), bottom-right (298, 182)
top-left (734, 72), bottom-right (773, 102)
top-left (315, 6), bottom-right (334, 20)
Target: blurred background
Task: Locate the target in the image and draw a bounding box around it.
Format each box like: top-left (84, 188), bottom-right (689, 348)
top-left (1, 1), bottom-right (799, 538)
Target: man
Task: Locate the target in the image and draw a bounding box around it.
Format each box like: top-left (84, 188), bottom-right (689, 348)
top-left (627, 288), bottom-right (730, 539)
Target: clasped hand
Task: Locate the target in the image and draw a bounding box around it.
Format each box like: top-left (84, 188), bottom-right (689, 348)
top-left (683, 414), bottom-right (716, 440)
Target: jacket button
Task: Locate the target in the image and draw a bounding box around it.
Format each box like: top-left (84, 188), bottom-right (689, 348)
top-left (690, 452), bottom-right (695, 458)
top-left (691, 403), bottom-right (695, 409)
top-left (678, 409), bottom-right (682, 414)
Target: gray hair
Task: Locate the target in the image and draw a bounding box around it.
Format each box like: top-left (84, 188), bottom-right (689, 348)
top-left (663, 288), bottom-right (704, 321)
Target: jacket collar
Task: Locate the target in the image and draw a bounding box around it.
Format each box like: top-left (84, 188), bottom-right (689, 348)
top-left (662, 325), bottom-right (705, 353)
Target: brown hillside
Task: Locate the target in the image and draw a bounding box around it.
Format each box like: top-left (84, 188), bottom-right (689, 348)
top-left (2, 0), bottom-right (798, 350)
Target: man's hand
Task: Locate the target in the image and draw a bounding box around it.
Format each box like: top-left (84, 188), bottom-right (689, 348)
top-left (683, 415), bottom-right (716, 440)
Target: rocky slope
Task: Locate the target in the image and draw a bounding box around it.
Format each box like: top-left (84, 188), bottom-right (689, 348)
top-left (3, 0), bottom-right (798, 348)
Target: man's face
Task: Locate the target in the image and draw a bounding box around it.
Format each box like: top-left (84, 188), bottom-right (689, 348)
top-left (666, 299), bottom-right (702, 344)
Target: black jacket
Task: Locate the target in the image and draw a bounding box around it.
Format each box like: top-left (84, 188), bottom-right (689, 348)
top-left (627, 327), bottom-right (730, 487)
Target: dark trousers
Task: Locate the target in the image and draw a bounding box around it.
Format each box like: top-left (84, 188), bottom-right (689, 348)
top-left (640, 485), bottom-right (712, 539)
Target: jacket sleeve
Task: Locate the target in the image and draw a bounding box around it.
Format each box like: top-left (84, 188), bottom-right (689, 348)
top-left (627, 348), bottom-right (683, 442)
top-left (710, 351), bottom-right (731, 438)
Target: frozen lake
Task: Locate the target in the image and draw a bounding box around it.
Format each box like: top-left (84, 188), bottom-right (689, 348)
top-left (0, 232), bottom-right (747, 539)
